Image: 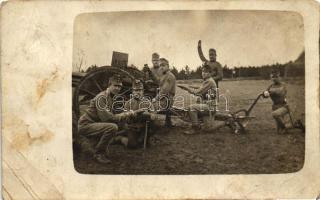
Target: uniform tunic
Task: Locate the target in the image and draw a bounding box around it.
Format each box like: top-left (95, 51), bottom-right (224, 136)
top-left (188, 77), bottom-right (217, 126)
top-left (191, 77), bottom-right (217, 100)
top-left (150, 67), bottom-right (162, 84)
top-left (78, 89), bottom-right (133, 127)
top-left (154, 70), bottom-right (176, 111)
top-left (268, 82), bottom-right (287, 110)
top-left (268, 82), bottom-right (291, 129)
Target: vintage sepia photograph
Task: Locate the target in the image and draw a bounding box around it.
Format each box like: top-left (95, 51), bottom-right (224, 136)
top-left (72, 10), bottom-right (305, 174)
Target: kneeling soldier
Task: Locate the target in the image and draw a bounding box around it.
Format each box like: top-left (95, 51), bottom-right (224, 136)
top-left (178, 64), bottom-right (217, 135)
top-left (78, 75), bottom-right (144, 164)
top-left (121, 80), bottom-right (155, 148)
top-left (262, 69), bottom-right (292, 134)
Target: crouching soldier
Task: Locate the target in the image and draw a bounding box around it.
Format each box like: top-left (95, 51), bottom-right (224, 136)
top-left (78, 75), bottom-right (144, 164)
top-left (152, 58), bottom-right (176, 127)
top-left (262, 69), bottom-right (304, 134)
top-left (117, 80), bottom-right (156, 148)
top-left (178, 64), bottom-right (217, 135)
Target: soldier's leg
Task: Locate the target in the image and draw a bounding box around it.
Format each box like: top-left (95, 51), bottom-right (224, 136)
top-left (165, 111), bottom-right (172, 127)
top-left (127, 130), bottom-right (140, 149)
top-left (283, 113), bottom-right (293, 129)
top-left (111, 122), bottom-right (129, 146)
top-left (189, 104), bottom-right (210, 124)
top-left (153, 97), bottom-right (174, 127)
top-left (78, 123), bottom-right (118, 163)
top-left (165, 97), bottom-right (174, 127)
top-left (272, 106), bottom-right (289, 133)
top-left (185, 104), bottom-right (210, 134)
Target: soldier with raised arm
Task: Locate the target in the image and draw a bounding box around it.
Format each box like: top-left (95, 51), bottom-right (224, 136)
top-left (78, 75), bottom-right (145, 164)
top-left (198, 40), bottom-right (223, 87)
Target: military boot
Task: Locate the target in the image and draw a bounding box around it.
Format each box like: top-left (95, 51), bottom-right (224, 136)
top-left (94, 153), bottom-right (112, 164)
top-left (293, 119), bottom-right (305, 133)
top-left (183, 124), bottom-right (201, 135)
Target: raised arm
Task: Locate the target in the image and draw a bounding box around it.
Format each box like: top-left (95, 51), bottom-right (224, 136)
top-left (198, 40), bottom-right (208, 62)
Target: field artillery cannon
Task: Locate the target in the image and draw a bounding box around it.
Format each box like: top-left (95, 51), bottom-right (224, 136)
top-left (72, 66), bottom-right (157, 119)
top-left (72, 60), bottom-right (159, 156)
top-left (73, 51), bottom-right (159, 120)
top-left (170, 89), bottom-right (265, 134)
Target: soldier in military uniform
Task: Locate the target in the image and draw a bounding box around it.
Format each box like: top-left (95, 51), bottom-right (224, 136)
top-left (148, 52), bottom-right (162, 84)
top-left (78, 75), bottom-right (145, 164)
top-left (198, 40), bottom-right (223, 87)
top-left (262, 69), bottom-right (301, 134)
top-left (178, 64), bottom-right (217, 135)
top-left (117, 79), bottom-right (156, 148)
top-left (152, 58), bottom-right (176, 127)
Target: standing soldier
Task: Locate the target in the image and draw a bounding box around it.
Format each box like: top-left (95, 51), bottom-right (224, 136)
top-left (178, 64), bottom-right (217, 135)
top-left (78, 75), bottom-right (144, 164)
top-left (152, 58), bottom-right (176, 127)
top-left (198, 40), bottom-right (223, 87)
top-left (149, 52), bottom-right (162, 84)
top-left (262, 69), bottom-right (304, 134)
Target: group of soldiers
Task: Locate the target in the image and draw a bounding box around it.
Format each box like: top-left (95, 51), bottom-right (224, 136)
top-left (77, 53), bottom-right (180, 163)
top-left (77, 40), bottom-right (303, 164)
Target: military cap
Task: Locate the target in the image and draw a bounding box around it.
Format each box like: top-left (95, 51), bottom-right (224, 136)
top-left (152, 53), bottom-right (160, 59)
top-left (132, 79), bottom-right (144, 90)
top-left (209, 48), bottom-right (216, 54)
top-left (159, 58), bottom-right (169, 65)
top-left (202, 63), bottom-right (213, 73)
top-left (109, 74), bottom-right (123, 86)
top-left (271, 68), bottom-right (280, 78)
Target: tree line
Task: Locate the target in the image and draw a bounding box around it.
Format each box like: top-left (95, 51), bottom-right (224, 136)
top-left (79, 52), bottom-right (304, 80)
top-left (170, 61), bottom-right (304, 80)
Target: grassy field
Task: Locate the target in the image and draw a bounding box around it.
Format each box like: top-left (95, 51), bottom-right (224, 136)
top-left (74, 78), bottom-right (305, 174)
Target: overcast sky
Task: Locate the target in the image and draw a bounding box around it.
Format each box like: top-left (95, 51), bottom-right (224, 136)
top-left (73, 10), bottom-right (304, 71)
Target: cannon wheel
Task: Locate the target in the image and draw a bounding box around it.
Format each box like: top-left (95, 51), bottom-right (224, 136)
top-left (73, 66), bottom-right (136, 120)
top-left (123, 67), bottom-right (145, 80)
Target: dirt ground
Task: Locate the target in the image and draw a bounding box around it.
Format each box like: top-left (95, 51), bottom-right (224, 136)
top-left (74, 79), bottom-right (305, 174)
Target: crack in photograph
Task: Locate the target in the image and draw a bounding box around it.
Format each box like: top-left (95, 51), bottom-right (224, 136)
top-left (72, 10), bottom-right (305, 174)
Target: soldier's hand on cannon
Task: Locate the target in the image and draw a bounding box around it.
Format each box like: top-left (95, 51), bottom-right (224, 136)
top-left (262, 90), bottom-right (270, 98)
top-left (142, 111), bottom-right (157, 121)
top-left (133, 108), bottom-right (148, 116)
top-left (141, 111), bottom-right (152, 120)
